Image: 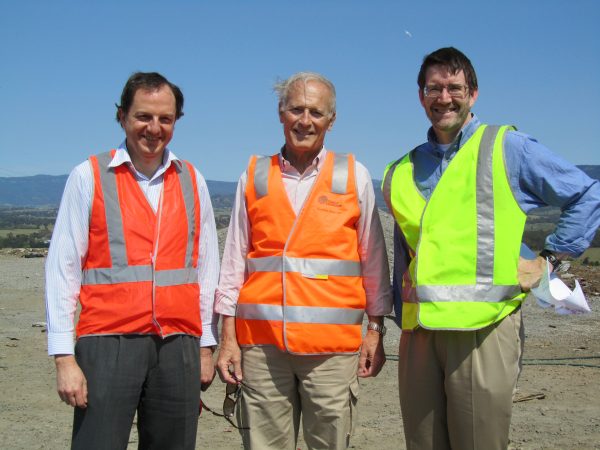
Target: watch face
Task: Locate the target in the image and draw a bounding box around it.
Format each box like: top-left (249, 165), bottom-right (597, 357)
top-left (555, 261), bottom-right (570, 273)
top-left (367, 322), bottom-right (386, 335)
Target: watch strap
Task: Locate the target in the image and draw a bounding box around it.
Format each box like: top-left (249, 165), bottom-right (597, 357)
top-left (539, 249), bottom-right (563, 272)
top-left (367, 321), bottom-right (386, 336)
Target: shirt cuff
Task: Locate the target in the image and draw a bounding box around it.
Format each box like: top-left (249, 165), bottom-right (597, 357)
top-left (544, 235), bottom-right (587, 258)
top-left (200, 322), bottom-right (218, 347)
top-left (47, 332), bottom-right (75, 356)
top-left (365, 293), bottom-right (394, 317)
top-left (214, 292), bottom-right (237, 316)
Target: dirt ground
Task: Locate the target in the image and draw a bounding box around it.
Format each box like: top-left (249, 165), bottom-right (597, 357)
top-left (0, 253), bottom-right (599, 449)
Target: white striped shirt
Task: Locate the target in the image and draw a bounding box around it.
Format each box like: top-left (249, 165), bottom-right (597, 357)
top-left (45, 144), bottom-right (220, 355)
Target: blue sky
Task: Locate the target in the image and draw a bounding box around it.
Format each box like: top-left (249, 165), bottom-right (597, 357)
top-left (1, 0), bottom-right (599, 181)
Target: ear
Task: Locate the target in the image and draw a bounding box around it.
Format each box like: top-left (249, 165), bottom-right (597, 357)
top-left (418, 89), bottom-right (426, 108)
top-left (468, 88), bottom-right (479, 108)
top-left (278, 102), bottom-right (285, 124)
top-left (117, 108), bottom-right (126, 128)
top-left (327, 111), bottom-right (336, 131)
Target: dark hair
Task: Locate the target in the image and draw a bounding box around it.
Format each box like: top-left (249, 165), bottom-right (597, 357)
top-left (115, 72), bottom-right (184, 122)
top-left (417, 47), bottom-right (478, 92)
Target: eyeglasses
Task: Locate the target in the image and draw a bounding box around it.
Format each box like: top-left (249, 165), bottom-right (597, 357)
top-left (423, 84), bottom-right (469, 99)
top-left (199, 380), bottom-right (255, 430)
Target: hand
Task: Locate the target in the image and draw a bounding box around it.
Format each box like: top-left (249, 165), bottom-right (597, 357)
top-left (358, 330), bottom-right (386, 378)
top-left (55, 355), bottom-right (88, 408)
top-left (216, 316), bottom-right (243, 384)
top-left (518, 256), bottom-right (547, 292)
top-left (200, 347), bottom-right (216, 391)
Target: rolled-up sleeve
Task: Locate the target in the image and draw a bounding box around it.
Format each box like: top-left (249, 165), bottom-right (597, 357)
top-left (214, 173), bottom-right (250, 317)
top-left (355, 162), bottom-right (393, 316)
top-left (505, 132), bottom-right (600, 257)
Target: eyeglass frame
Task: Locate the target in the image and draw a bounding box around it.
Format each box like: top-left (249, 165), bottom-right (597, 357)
top-left (199, 379), bottom-right (256, 430)
top-left (423, 83), bottom-right (469, 99)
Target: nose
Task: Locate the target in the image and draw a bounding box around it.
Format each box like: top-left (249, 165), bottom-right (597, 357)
top-left (437, 87), bottom-right (453, 102)
top-left (147, 118), bottom-right (161, 134)
top-left (299, 109), bottom-right (311, 126)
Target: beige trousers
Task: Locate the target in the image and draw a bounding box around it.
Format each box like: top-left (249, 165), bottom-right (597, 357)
top-left (237, 346), bottom-right (359, 450)
top-left (398, 308), bottom-right (525, 450)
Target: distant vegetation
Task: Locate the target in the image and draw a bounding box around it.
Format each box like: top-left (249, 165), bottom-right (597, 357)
top-left (0, 175), bottom-right (238, 208)
top-left (2, 165), bottom-right (598, 208)
top-left (581, 248), bottom-right (600, 265)
top-left (0, 176), bottom-right (238, 248)
top-left (213, 207), bottom-right (232, 229)
top-left (0, 167), bottom-right (599, 251)
top-left (2, 203), bottom-right (598, 253)
top-left (0, 206), bottom-right (56, 248)
top-left (0, 231), bottom-right (50, 249)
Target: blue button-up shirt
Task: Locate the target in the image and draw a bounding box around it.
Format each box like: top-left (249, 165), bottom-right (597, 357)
top-left (391, 114), bottom-right (600, 308)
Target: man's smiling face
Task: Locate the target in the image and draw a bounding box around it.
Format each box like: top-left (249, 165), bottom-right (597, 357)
top-left (279, 79), bottom-right (336, 156)
top-left (419, 64), bottom-right (478, 144)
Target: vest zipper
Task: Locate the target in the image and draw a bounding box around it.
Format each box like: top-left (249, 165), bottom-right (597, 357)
top-left (151, 184), bottom-right (165, 337)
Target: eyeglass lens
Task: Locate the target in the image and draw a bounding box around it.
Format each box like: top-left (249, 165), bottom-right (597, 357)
top-left (223, 383), bottom-right (241, 417)
top-left (424, 85), bottom-right (467, 98)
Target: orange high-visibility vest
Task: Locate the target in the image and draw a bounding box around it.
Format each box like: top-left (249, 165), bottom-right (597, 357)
top-left (236, 151), bottom-right (367, 354)
top-left (77, 150), bottom-right (202, 338)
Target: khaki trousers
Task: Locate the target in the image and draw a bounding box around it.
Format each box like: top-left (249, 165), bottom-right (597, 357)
top-left (398, 309), bottom-right (524, 450)
top-left (238, 346), bottom-right (359, 450)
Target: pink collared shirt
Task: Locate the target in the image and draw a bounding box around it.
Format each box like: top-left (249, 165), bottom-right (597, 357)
top-left (215, 148), bottom-right (392, 317)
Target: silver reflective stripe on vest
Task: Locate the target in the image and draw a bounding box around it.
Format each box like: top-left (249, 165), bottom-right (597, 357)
top-left (476, 125), bottom-right (500, 285)
top-left (253, 156), bottom-right (271, 199)
top-left (247, 255), bottom-right (361, 277)
top-left (417, 284), bottom-right (521, 302)
top-left (382, 158), bottom-right (402, 215)
top-left (155, 267), bottom-right (198, 286)
top-left (96, 152), bottom-right (128, 268)
top-left (178, 162), bottom-right (197, 267)
top-left (82, 266), bottom-right (197, 286)
top-left (236, 303), bottom-right (363, 324)
top-left (83, 265), bottom-right (152, 284)
top-left (331, 153), bottom-right (348, 194)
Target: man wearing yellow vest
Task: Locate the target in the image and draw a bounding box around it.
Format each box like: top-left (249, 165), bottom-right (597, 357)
top-left (216, 72), bottom-right (392, 449)
top-left (45, 72), bottom-right (220, 449)
top-left (382, 47), bottom-right (600, 450)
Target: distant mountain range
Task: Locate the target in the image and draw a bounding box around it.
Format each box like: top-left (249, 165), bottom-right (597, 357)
top-left (1, 165), bottom-right (599, 208)
top-left (0, 175), bottom-right (240, 208)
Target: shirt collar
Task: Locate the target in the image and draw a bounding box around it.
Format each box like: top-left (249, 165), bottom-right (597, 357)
top-left (108, 141), bottom-right (182, 180)
top-left (278, 146), bottom-right (326, 172)
top-left (425, 114), bottom-right (481, 157)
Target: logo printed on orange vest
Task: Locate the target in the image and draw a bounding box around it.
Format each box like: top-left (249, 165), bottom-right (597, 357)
top-left (318, 195), bottom-right (342, 207)
top-left (317, 195), bottom-right (343, 214)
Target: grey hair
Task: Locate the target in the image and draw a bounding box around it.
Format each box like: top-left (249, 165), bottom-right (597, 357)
top-left (274, 71), bottom-right (336, 116)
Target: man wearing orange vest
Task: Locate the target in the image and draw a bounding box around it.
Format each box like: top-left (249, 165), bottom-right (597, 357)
top-left (45, 72), bottom-right (220, 449)
top-left (382, 47), bottom-right (600, 450)
top-left (215, 72), bottom-right (392, 449)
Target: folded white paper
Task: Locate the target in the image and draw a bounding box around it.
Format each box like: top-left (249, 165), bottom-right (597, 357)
top-left (531, 259), bottom-right (591, 315)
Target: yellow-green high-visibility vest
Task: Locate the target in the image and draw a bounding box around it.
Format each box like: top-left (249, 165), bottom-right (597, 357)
top-left (382, 125), bottom-right (527, 330)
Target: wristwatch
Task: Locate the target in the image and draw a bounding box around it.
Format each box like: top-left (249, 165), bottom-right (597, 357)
top-left (539, 249), bottom-right (563, 272)
top-left (367, 321), bottom-right (387, 336)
